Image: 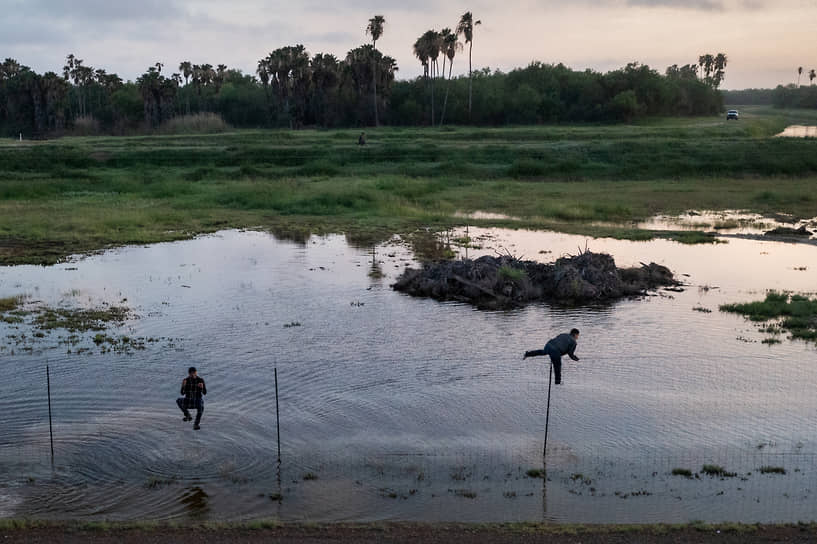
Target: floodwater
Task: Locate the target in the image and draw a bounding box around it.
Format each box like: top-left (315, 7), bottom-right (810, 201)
top-left (636, 210), bottom-right (816, 237)
top-left (777, 125), bottom-right (817, 138)
top-left (1, 228), bottom-right (817, 523)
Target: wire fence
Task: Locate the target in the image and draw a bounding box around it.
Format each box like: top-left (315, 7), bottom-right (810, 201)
top-left (3, 361), bottom-right (817, 523)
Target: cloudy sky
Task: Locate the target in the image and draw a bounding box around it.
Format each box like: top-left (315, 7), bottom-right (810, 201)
top-left (2, 0), bottom-right (816, 89)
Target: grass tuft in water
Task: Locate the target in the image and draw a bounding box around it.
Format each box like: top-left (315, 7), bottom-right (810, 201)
top-left (758, 466), bottom-right (786, 475)
top-left (671, 468), bottom-right (693, 478)
top-left (0, 295), bottom-right (25, 312)
top-left (701, 464), bottom-right (736, 478)
top-left (721, 291), bottom-right (817, 343)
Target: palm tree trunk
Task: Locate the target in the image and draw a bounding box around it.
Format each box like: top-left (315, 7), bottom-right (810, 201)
top-left (468, 41), bottom-right (473, 121)
top-left (372, 39), bottom-right (379, 126)
top-left (431, 75), bottom-right (435, 126)
top-left (440, 62), bottom-right (453, 127)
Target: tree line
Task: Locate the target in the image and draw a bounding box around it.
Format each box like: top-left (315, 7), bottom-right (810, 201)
top-left (0, 11), bottom-right (727, 137)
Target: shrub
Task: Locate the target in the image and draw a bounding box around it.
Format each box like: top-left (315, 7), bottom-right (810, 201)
top-left (157, 113), bottom-right (232, 134)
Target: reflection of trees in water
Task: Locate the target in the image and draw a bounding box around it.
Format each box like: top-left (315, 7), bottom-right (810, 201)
top-left (179, 486), bottom-right (210, 517)
top-left (368, 246), bottom-right (384, 280)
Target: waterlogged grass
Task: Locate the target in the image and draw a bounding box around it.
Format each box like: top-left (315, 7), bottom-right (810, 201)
top-left (701, 464), bottom-right (737, 478)
top-left (0, 295), bottom-right (25, 312)
top-left (1, 109), bottom-right (817, 264)
top-left (721, 292), bottom-right (817, 342)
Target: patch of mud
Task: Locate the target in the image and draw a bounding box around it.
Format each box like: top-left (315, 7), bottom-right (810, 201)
top-left (393, 251), bottom-right (677, 310)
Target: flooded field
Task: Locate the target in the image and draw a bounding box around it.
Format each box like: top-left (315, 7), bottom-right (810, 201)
top-left (1, 228), bottom-right (817, 523)
top-left (777, 125), bottom-right (817, 138)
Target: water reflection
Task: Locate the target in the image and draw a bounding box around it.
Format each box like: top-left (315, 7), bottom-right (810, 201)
top-left (776, 125), bottom-right (817, 138)
top-left (179, 487), bottom-right (209, 518)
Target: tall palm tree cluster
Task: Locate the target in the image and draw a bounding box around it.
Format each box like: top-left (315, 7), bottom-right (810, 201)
top-left (1, 57), bottom-right (70, 136)
top-left (412, 11), bottom-right (478, 126)
top-left (254, 41), bottom-right (398, 128)
top-left (697, 53), bottom-right (728, 88)
top-left (795, 66), bottom-right (816, 87)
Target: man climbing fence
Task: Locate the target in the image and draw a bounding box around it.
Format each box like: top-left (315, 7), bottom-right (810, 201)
top-left (524, 328), bottom-right (580, 384)
top-left (177, 366), bottom-right (206, 430)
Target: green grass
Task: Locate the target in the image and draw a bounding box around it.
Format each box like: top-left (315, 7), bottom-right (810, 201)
top-left (1, 107), bottom-right (817, 264)
top-left (0, 295), bottom-right (25, 312)
top-left (671, 468), bottom-right (693, 477)
top-left (721, 292), bottom-right (817, 342)
top-left (497, 265), bottom-right (527, 283)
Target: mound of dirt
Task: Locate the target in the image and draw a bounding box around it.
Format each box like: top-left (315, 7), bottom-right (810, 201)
top-left (764, 226), bottom-right (813, 237)
top-left (393, 252), bottom-right (677, 309)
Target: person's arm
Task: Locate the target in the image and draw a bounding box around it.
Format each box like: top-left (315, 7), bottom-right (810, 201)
top-left (181, 378), bottom-right (187, 395)
top-left (567, 342), bottom-right (579, 361)
top-left (199, 379), bottom-right (206, 396)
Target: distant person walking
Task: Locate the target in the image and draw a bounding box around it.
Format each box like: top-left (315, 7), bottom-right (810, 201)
top-left (523, 329), bottom-right (580, 384)
top-left (177, 366), bottom-right (206, 430)
top-left (358, 131), bottom-right (366, 146)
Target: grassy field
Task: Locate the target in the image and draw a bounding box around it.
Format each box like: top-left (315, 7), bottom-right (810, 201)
top-left (1, 106), bottom-right (817, 264)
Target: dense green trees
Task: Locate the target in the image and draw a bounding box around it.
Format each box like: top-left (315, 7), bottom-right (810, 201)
top-left (2, 46), bottom-right (726, 137)
top-left (390, 62), bottom-right (723, 125)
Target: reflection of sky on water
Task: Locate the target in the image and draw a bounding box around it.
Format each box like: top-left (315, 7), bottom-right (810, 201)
top-left (777, 125), bottom-right (817, 138)
top-left (1, 229), bottom-right (816, 523)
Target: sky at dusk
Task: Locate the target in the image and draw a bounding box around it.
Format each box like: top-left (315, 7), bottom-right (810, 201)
top-left (2, 0), bottom-right (816, 89)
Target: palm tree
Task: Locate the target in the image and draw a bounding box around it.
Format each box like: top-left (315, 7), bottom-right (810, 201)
top-left (456, 11), bottom-right (481, 120)
top-left (810, 69), bottom-right (816, 86)
top-left (366, 15), bottom-right (386, 126)
top-left (797, 66), bottom-right (803, 87)
top-left (413, 36), bottom-right (430, 78)
top-left (439, 30), bottom-right (462, 127)
top-left (418, 30), bottom-right (440, 125)
top-left (439, 28), bottom-right (452, 77)
top-left (713, 53), bottom-right (728, 89)
top-left (310, 53), bottom-right (340, 126)
top-left (428, 30), bottom-right (442, 79)
top-left (179, 61), bottom-right (192, 85)
top-left (697, 54), bottom-right (716, 86)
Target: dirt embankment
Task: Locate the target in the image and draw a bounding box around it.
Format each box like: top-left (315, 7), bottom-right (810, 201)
top-left (3, 523), bottom-right (817, 544)
top-left (393, 251), bottom-right (677, 309)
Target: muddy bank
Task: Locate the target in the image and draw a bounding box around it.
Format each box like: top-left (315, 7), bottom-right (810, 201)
top-left (393, 251), bottom-right (677, 309)
top-left (2, 522), bottom-right (817, 544)
top-left (764, 225), bottom-right (813, 237)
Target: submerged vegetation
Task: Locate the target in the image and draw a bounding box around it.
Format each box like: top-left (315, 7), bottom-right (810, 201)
top-left (0, 298), bottom-right (170, 355)
top-left (720, 292), bottom-right (817, 343)
top-left (700, 465), bottom-right (737, 478)
top-left (1, 108), bottom-right (817, 265)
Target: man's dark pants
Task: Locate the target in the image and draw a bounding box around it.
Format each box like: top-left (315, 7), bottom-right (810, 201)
top-left (527, 343), bottom-right (563, 384)
top-left (176, 397), bottom-right (204, 425)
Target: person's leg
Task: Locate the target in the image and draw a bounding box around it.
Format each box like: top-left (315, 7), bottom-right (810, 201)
top-left (194, 400), bottom-right (203, 428)
top-left (525, 349), bottom-right (547, 358)
top-left (177, 398), bottom-right (192, 421)
top-left (544, 346), bottom-right (562, 384)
